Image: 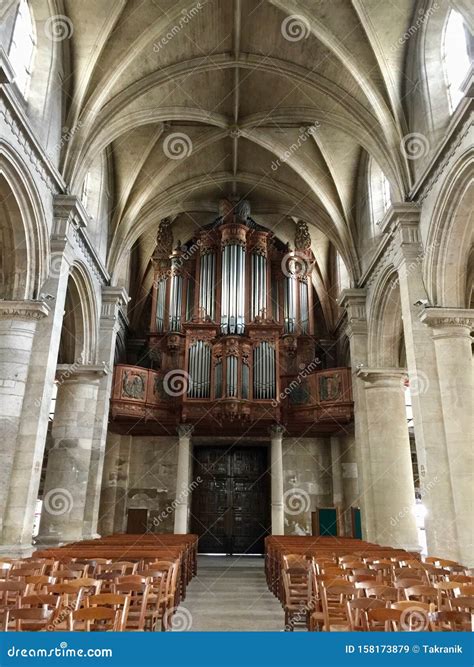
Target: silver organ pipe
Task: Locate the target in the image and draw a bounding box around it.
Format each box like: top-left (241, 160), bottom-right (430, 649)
top-left (299, 279), bottom-right (309, 334)
top-left (221, 241), bottom-right (246, 335)
top-left (188, 341), bottom-right (211, 398)
top-left (251, 253), bottom-right (267, 320)
top-left (284, 275), bottom-right (296, 333)
top-left (215, 359), bottom-right (222, 398)
top-left (168, 256), bottom-right (183, 331)
top-left (253, 341), bottom-right (276, 399)
top-left (156, 278), bottom-right (167, 332)
top-left (199, 252), bottom-right (216, 320)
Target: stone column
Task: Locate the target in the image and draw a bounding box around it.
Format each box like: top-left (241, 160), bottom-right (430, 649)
top-left (174, 424), bottom-right (194, 534)
top-left (37, 366), bottom-right (106, 546)
top-left (98, 433), bottom-right (132, 537)
top-left (339, 289), bottom-right (376, 541)
top-left (82, 287), bottom-right (129, 540)
top-left (0, 302), bottom-right (50, 540)
top-left (330, 437), bottom-right (344, 507)
top-left (0, 199), bottom-right (76, 555)
top-left (384, 204), bottom-right (459, 560)
top-left (270, 424), bottom-right (285, 535)
top-left (358, 369), bottom-right (419, 551)
top-left (421, 308), bottom-right (474, 566)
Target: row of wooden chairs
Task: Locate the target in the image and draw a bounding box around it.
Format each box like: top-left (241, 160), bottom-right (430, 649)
top-left (269, 537), bottom-right (472, 632)
top-left (0, 533), bottom-right (198, 631)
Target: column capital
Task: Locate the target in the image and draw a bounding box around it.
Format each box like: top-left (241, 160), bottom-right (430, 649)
top-left (357, 367), bottom-right (407, 388)
top-left (100, 286), bottom-right (130, 322)
top-left (420, 307), bottom-right (474, 339)
top-left (339, 289), bottom-right (367, 337)
top-left (177, 423), bottom-right (194, 438)
top-left (55, 363), bottom-right (108, 383)
top-left (269, 423), bottom-right (285, 438)
top-left (0, 300), bottom-right (50, 321)
top-left (379, 203), bottom-right (421, 237)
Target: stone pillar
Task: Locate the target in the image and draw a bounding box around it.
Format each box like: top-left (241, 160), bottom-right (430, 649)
top-left (270, 424), bottom-right (285, 535)
top-left (330, 437), bottom-right (344, 507)
top-left (82, 287), bottom-right (129, 540)
top-left (358, 369), bottom-right (419, 551)
top-left (384, 204), bottom-right (459, 560)
top-left (37, 366), bottom-right (106, 545)
top-left (98, 433), bottom-right (132, 536)
top-left (339, 289), bottom-right (376, 541)
top-left (0, 199), bottom-right (77, 555)
top-left (173, 424), bottom-right (194, 534)
top-left (0, 302), bottom-right (50, 539)
top-left (420, 308), bottom-right (474, 566)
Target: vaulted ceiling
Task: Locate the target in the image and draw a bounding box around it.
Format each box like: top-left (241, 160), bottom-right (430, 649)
top-left (58, 0), bottom-right (428, 321)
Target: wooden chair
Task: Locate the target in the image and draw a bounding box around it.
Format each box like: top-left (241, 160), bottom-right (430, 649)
top-left (68, 607), bottom-right (122, 631)
top-left (430, 610), bottom-right (471, 632)
top-left (365, 585), bottom-right (398, 603)
top-left (0, 562), bottom-right (12, 579)
top-left (450, 596), bottom-right (474, 613)
top-left (0, 581), bottom-right (26, 609)
top-left (141, 562), bottom-right (177, 632)
top-left (365, 608), bottom-right (402, 631)
top-left (318, 582), bottom-right (357, 631)
top-left (45, 583), bottom-right (85, 611)
top-left (391, 600), bottom-right (432, 631)
top-left (24, 575), bottom-right (56, 592)
top-left (346, 598), bottom-right (386, 631)
top-left (405, 585), bottom-right (439, 605)
top-left (65, 578), bottom-right (102, 595)
top-left (0, 609), bottom-right (8, 631)
top-left (281, 565), bottom-right (312, 631)
top-left (83, 594), bottom-right (130, 631)
top-left (113, 580), bottom-right (150, 631)
top-left (100, 562), bottom-right (138, 576)
top-left (7, 607), bottom-right (54, 631)
top-left (51, 568), bottom-right (87, 581)
top-left (434, 581), bottom-right (463, 610)
top-left (19, 593), bottom-right (61, 611)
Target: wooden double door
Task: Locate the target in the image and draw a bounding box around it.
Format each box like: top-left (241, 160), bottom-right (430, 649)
top-left (191, 446), bottom-right (270, 555)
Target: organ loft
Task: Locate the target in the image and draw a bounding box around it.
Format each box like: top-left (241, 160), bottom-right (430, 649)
top-left (110, 199), bottom-right (353, 436)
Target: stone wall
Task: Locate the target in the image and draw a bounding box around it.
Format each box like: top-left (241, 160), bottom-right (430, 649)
top-left (282, 437), bottom-right (333, 535)
top-left (99, 434), bottom-right (178, 536)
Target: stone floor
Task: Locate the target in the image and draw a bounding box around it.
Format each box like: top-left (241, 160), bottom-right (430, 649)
top-left (175, 555), bottom-right (284, 631)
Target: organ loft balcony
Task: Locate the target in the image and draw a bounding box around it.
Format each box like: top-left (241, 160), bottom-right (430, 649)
top-left (109, 200), bottom-right (354, 436)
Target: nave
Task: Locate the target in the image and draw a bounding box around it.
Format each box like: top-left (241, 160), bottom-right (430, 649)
top-left (0, 535), bottom-right (472, 633)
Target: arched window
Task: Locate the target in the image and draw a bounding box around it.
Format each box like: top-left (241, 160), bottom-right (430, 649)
top-left (368, 158), bottom-right (391, 231)
top-left (443, 10), bottom-right (471, 113)
top-left (8, 0), bottom-right (36, 97)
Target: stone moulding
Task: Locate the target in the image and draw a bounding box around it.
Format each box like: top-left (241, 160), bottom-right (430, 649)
top-left (0, 300), bottom-right (50, 320)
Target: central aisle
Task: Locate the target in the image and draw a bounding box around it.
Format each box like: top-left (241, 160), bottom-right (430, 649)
top-left (178, 556), bottom-right (284, 631)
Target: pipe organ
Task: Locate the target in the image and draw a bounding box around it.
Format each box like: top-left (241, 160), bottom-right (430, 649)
top-left (111, 201), bottom-right (354, 436)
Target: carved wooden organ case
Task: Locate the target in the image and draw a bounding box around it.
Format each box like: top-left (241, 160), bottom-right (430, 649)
top-left (111, 204), bottom-right (353, 435)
